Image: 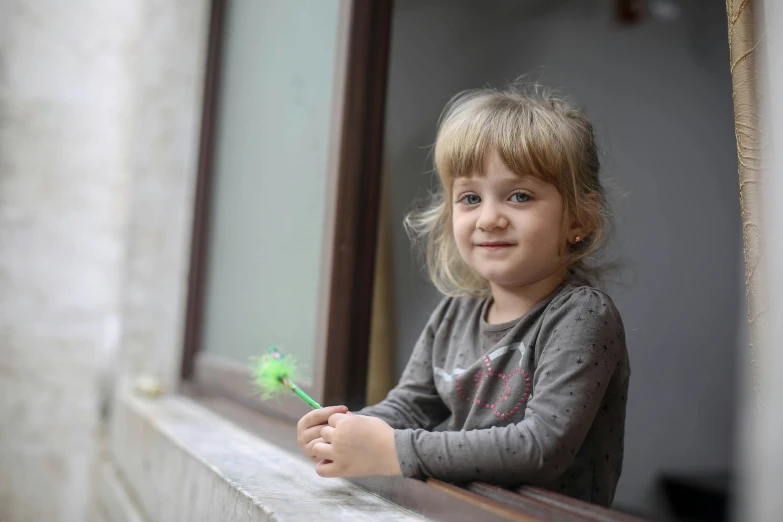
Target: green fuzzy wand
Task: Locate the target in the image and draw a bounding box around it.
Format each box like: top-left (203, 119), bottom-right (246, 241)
top-left (250, 346), bottom-right (321, 409)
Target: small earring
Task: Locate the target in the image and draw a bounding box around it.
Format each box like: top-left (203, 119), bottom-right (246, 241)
top-left (573, 236), bottom-right (582, 244)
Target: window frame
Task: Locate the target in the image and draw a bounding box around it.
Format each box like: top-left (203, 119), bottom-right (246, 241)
top-left (181, 0), bottom-right (390, 421)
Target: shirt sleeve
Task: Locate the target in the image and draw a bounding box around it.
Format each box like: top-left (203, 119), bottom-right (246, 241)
top-left (393, 288), bottom-right (625, 484)
top-left (358, 298), bottom-right (453, 431)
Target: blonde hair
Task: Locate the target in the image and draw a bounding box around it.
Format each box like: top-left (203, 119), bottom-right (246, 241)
top-left (405, 82), bottom-right (613, 297)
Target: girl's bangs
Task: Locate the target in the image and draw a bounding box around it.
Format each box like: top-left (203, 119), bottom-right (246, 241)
top-left (434, 101), bottom-right (570, 190)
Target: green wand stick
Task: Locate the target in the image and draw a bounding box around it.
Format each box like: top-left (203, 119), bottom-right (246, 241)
top-left (280, 376), bottom-right (321, 409)
top-left (250, 346), bottom-right (322, 409)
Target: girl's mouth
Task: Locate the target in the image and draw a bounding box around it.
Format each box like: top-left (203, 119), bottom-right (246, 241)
top-left (476, 242), bottom-right (514, 250)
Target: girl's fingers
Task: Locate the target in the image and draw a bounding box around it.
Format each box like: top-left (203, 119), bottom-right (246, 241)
top-left (315, 460), bottom-right (340, 478)
top-left (298, 425), bottom-right (325, 447)
top-left (312, 440), bottom-right (337, 462)
top-left (320, 426), bottom-right (336, 443)
top-left (305, 437), bottom-right (326, 456)
top-left (298, 405), bottom-right (348, 430)
top-left (327, 412), bottom-right (349, 428)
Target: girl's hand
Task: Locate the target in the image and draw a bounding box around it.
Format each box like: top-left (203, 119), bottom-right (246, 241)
top-left (297, 405), bottom-right (349, 463)
top-left (314, 413), bottom-right (402, 478)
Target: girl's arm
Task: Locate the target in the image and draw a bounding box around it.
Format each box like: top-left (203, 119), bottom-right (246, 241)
top-left (393, 289), bottom-right (628, 484)
top-left (358, 298), bottom-right (453, 431)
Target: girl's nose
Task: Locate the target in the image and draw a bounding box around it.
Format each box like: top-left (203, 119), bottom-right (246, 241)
top-left (475, 202), bottom-right (508, 231)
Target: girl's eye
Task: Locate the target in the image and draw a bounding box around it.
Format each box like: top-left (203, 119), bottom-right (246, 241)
top-left (461, 194), bottom-right (481, 205)
top-left (510, 192), bottom-right (531, 203)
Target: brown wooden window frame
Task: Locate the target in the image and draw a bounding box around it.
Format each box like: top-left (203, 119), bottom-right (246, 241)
top-left (181, 0), bottom-right (389, 422)
top-left (180, 1), bottom-right (649, 520)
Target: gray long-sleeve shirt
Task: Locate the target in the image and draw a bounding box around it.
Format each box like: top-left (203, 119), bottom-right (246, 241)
top-left (359, 277), bottom-right (630, 506)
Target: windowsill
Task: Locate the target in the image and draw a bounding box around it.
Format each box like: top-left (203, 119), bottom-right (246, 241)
top-left (105, 382), bottom-right (426, 522)
top-left (103, 382), bottom-right (648, 522)
top-left (179, 384), bottom-right (542, 522)
top-left (182, 385), bottom-right (649, 522)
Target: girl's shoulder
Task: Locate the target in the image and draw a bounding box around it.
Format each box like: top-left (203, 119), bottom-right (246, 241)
top-left (542, 278), bottom-right (624, 331)
top-left (537, 281), bottom-right (628, 363)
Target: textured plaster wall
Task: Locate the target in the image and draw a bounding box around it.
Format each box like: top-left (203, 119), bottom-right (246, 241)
top-left (0, 0), bottom-right (209, 520)
top-left (0, 1), bottom-right (142, 520)
top-left (116, 0), bottom-right (210, 391)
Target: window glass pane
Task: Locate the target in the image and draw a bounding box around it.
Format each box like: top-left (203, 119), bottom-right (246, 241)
top-left (201, 0), bottom-right (341, 383)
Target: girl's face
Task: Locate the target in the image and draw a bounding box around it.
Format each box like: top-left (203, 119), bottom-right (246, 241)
top-left (452, 152), bottom-right (573, 291)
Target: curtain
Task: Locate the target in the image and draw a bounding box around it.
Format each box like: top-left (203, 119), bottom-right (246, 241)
top-left (727, 0), bottom-right (767, 412)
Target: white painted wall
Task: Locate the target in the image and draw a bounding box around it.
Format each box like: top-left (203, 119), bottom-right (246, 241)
top-left (0, 0), bottom-right (210, 520)
top-left (0, 1), bottom-right (142, 520)
top-left (385, 0), bottom-right (741, 517)
top-left (747, 2), bottom-right (783, 520)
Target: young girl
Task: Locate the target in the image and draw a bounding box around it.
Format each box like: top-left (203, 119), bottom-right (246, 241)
top-left (297, 83), bottom-right (630, 507)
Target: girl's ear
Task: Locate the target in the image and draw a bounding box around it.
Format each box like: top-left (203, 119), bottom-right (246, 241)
top-left (566, 193), bottom-right (599, 244)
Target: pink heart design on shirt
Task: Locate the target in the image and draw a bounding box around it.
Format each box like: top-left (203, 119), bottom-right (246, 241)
top-left (454, 354), bottom-right (531, 419)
